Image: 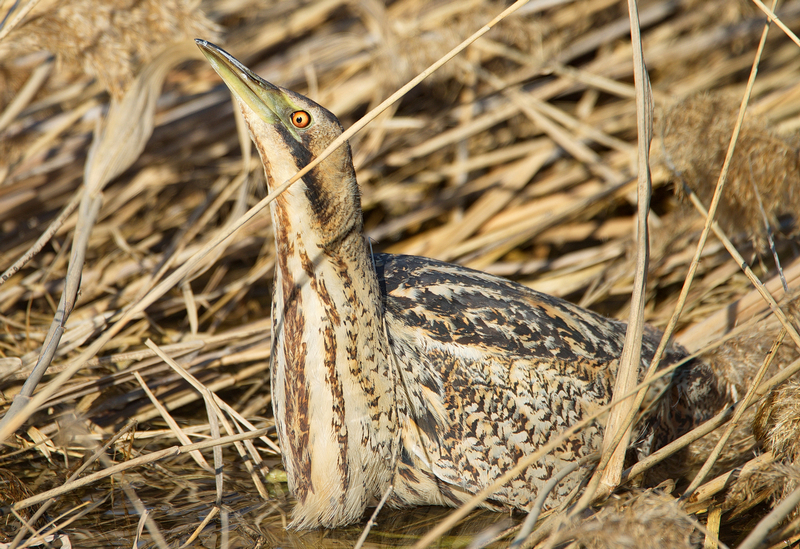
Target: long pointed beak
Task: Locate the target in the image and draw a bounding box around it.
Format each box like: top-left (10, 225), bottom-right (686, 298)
top-left (195, 39), bottom-right (283, 125)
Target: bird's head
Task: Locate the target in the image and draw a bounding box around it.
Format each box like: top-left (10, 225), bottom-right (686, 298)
top-left (196, 40), bottom-right (362, 249)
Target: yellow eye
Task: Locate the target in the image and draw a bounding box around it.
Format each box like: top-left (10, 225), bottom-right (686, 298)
top-left (290, 110), bottom-right (311, 128)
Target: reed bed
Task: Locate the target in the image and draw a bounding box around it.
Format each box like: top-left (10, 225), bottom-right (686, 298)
top-left (1, 0), bottom-right (800, 546)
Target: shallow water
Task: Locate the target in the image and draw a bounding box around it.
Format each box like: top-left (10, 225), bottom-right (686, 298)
top-left (45, 462), bottom-right (518, 548)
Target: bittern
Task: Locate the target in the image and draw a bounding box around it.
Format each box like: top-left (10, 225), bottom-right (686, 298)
top-left (196, 40), bottom-right (723, 529)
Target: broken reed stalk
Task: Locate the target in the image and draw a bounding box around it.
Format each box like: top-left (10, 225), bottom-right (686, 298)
top-left (530, 0), bottom-right (657, 518)
top-left (0, 193), bottom-right (102, 435)
top-left (597, 0), bottom-right (653, 493)
top-left (687, 452), bottom-right (775, 512)
top-left (133, 371), bottom-right (214, 473)
top-left (177, 507), bottom-right (219, 549)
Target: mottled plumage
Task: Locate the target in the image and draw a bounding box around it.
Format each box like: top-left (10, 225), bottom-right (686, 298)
top-left (197, 40), bottom-right (724, 529)
top-left (378, 254), bottom-right (718, 511)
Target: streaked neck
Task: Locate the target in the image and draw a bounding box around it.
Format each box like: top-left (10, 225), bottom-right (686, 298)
top-left (269, 193), bottom-right (399, 528)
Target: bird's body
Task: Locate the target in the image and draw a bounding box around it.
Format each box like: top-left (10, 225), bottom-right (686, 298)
top-left (197, 41), bottom-right (724, 529)
top-left (376, 253), bottom-right (714, 514)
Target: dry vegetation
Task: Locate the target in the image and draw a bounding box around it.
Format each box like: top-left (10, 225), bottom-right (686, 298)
top-left (1, 0), bottom-right (800, 547)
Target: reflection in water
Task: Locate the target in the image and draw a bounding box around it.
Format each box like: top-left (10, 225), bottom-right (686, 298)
top-left (58, 461), bottom-right (519, 548)
top-left (255, 504), bottom-right (515, 549)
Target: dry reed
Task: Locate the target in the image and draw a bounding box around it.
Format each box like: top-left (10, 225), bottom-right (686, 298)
top-left (1, 0), bottom-right (800, 546)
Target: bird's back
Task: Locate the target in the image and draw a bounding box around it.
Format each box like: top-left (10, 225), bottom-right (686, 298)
top-left (375, 253), bottom-right (722, 511)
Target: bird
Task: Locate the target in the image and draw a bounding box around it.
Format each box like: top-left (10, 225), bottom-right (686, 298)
top-left (195, 40), bottom-right (724, 529)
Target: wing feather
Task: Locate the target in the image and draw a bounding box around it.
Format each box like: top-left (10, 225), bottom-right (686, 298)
top-left (376, 253), bottom-right (721, 510)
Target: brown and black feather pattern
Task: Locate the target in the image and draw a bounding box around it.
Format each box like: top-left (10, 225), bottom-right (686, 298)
top-left (376, 254), bottom-right (720, 511)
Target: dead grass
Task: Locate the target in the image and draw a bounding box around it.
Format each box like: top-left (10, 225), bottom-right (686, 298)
top-left (560, 489), bottom-right (701, 549)
top-left (1, 0), bottom-right (800, 546)
top-left (662, 91), bottom-right (800, 248)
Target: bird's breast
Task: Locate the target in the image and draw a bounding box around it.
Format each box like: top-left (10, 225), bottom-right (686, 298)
top-left (269, 233), bottom-right (400, 527)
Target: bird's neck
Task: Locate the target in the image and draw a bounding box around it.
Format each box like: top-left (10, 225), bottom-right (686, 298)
top-left (268, 195), bottom-right (399, 528)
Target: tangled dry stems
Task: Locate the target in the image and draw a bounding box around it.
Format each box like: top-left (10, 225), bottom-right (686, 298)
top-left (0, 0), bottom-right (800, 546)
